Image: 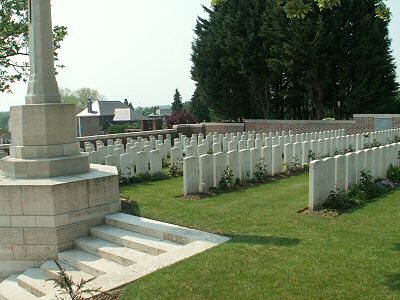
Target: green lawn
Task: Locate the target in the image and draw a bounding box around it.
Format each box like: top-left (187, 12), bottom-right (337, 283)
top-left (120, 174), bottom-right (400, 300)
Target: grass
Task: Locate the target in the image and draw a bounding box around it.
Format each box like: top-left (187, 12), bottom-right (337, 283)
top-left (120, 174), bottom-right (400, 300)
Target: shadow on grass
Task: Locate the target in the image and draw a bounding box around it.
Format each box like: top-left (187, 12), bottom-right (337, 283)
top-left (178, 177), bottom-right (290, 201)
top-left (229, 234), bottom-right (301, 247)
top-left (392, 242), bottom-right (400, 251)
top-left (385, 273), bottom-right (400, 291)
top-left (121, 200), bottom-right (142, 216)
top-left (120, 174), bottom-right (173, 188)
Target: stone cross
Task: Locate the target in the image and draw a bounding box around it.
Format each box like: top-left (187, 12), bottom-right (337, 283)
top-left (26, 0), bottom-right (61, 104)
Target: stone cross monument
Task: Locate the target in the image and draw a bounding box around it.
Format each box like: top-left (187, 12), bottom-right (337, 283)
top-left (0, 0), bottom-right (89, 178)
top-left (0, 0), bottom-right (120, 279)
top-left (26, 0), bottom-right (61, 105)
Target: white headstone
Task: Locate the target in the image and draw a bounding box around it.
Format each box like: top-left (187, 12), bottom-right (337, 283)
top-left (213, 152), bottom-right (227, 187)
top-left (239, 149), bottom-right (251, 181)
top-left (272, 145), bottom-right (282, 175)
top-left (227, 150), bottom-right (240, 183)
top-left (150, 150), bottom-right (162, 174)
top-left (184, 156), bottom-right (199, 195)
top-left (199, 154), bottom-right (213, 192)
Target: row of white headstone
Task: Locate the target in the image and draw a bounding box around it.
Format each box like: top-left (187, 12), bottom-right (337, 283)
top-left (309, 141), bottom-right (400, 211)
top-left (183, 128), bottom-right (400, 196)
top-left (176, 129), bottom-right (347, 157)
top-left (83, 135), bottom-right (172, 177)
top-left (82, 129), bottom-right (345, 179)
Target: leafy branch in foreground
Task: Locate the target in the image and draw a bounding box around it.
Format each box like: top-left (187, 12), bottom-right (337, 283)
top-left (47, 260), bottom-right (104, 300)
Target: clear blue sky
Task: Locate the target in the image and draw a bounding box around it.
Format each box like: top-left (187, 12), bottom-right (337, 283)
top-left (0, 0), bottom-right (399, 112)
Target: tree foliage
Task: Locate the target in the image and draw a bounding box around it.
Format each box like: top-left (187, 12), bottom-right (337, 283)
top-left (0, 0), bottom-right (67, 93)
top-left (171, 89), bottom-right (183, 112)
top-left (136, 106), bottom-right (157, 116)
top-left (193, 0), bottom-right (398, 120)
top-left (60, 87), bottom-right (105, 113)
top-left (0, 111), bottom-right (10, 130)
top-left (190, 87), bottom-right (210, 122)
top-left (166, 110), bottom-right (197, 126)
top-left (211, 0), bottom-right (390, 20)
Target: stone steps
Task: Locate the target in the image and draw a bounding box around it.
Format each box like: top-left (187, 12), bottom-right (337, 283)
top-left (75, 236), bottom-right (152, 267)
top-left (16, 269), bottom-right (55, 297)
top-left (90, 225), bottom-right (183, 255)
top-left (58, 249), bottom-right (126, 277)
top-left (0, 213), bottom-right (228, 299)
top-left (105, 213), bottom-right (194, 244)
top-left (40, 260), bottom-right (93, 283)
top-left (0, 275), bottom-right (39, 300)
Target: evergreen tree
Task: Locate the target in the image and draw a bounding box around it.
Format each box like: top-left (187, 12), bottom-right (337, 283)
top-left (190, 87), bottom-right (210, 122)
top-left (171, 89), bottom-right (183, 112)
top-left (193, 0), bottom-right (398, 120)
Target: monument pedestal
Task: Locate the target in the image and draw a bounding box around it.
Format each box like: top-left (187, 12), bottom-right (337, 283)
top-left (0, 104), bottom-right (90, 178)
top-left (0, 103), bottom-right (120, 279)
top-left (0, 165), bottom-right (120, 278)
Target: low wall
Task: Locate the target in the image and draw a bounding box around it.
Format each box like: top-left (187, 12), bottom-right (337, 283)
top-left (174, 123), bottom-right (245, 136)
top-left (244, 119), bottom-right (356, 134)
top-left (177, 114), bottom-right (400, 136)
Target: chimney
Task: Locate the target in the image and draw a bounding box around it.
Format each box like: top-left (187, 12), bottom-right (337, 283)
top-left (87, 98), bottom-right (93, 113)
top-left (124, 99), bottom-right (129, 106)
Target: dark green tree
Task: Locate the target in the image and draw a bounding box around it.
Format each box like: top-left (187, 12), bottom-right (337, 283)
top-left (193, 0), bottom-right (398, 120)
top-left (171, 89), bottom-right (183, 112)
top-left (192, 3), bottom-right (256, 121)
top-left (0, 0), bottom-right (67, 93)
top-left (332, 0), bottom-right (398, 116)
top-left (190, 87), bottom-right (210, 122)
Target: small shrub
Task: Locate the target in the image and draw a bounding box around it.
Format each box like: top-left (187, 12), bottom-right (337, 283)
top-left (308, 150), bottom-right (331, 161)
top-left (323, 190), bottom-right (359, 210)
top-left (387, 164), bottom-right (400, 183)
top-left (286, 155), bottom-right (302, 175)
top-left (308, 150), bottom-right (317, 161)
top-left (119, 164), bottom-right (134, 185)
top-left (359, 169), bottom-right (387, 198)
top-left (108, 124), bottom-right (129, 134)
top-left (240, 171), bottom-right (251, 184)
top-left (169, 160), bottom-right (183, 177)
top-left (162, 159), bottom-right (169, 169)
top-left (323, 169), bottom-right (389, 211)
top-left (391, 136), bottom-right (400, 143)
top-left (363, 140), bottom-right (382, 149)
top-left (254, 158), bottom-right (269, 181)
top-left (218, 167), bottom-right (234, 190)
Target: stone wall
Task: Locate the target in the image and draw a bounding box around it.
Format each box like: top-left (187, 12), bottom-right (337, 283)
top-left (173, 115), bottom-right (400, 136)
top-left (174, 123), bottom-right (245, 136)
top-left (244, 119), bottom-right (356, 134)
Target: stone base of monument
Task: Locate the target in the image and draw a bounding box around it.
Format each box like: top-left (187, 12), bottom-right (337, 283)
top-left (0, 213), bottom-right (229, 299)
top-left (0, 164), bottom-right (120, 279)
